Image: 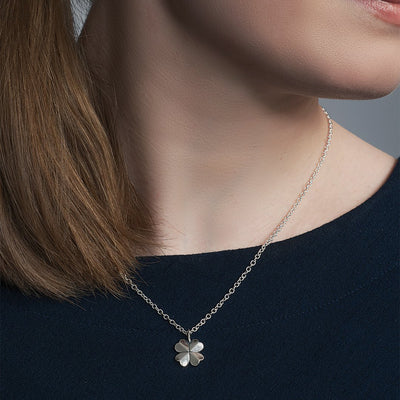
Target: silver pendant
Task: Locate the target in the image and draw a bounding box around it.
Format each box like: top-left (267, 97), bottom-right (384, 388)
top-left (174, 335), bottom-right (204, 367)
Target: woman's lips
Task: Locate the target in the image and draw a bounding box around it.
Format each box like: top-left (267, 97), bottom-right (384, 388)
top-left (353, 0), bottom-right (400, 25)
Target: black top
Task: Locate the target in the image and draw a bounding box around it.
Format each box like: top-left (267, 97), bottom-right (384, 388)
top-left (1, 158), bottom-right (399, 399)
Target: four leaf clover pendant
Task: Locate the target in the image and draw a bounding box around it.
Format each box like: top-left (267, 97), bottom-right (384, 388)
top-left (174, 334), bottom-right (204, 367)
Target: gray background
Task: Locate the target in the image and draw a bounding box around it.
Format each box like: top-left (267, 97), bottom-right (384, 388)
top-left (320, 89), bottom-right (399, 158)
top-left (72, 1), bottom-right (400, 159)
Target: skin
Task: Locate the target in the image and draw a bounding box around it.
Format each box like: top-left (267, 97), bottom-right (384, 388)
top-left (79, 0), bottom-right (399, 256)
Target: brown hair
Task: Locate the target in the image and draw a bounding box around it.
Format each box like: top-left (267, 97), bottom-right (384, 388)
top-left (0, 0), bottom-right (158, 303)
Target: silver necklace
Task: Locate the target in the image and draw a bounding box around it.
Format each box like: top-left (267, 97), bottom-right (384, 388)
top-left (121, 105), bottom-right (333, 367)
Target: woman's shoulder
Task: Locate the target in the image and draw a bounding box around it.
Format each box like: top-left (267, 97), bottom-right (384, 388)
top-left (334, 122), bottom-right (397, 194)
top-left (315, 121), bottom-right (397, 212)
top-left (281, 122), bottom-right (398, 244)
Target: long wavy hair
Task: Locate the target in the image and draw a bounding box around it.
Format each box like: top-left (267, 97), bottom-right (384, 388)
top-left (0, 0), bottom-right (159, 302)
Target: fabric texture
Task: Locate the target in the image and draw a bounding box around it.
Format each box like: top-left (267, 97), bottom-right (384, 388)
top-left (1, 158), bottom-right (399, 399)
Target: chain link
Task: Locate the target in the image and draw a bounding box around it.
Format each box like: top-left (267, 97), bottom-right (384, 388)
top-left (122, 105), bottom-right (333, 338)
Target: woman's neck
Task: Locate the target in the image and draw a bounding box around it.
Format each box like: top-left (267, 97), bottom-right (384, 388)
top-left (79, 0), bottom-right (333, 255)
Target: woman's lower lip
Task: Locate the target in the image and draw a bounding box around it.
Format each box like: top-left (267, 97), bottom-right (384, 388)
top-left (353, 0), bottom-right (400, 26)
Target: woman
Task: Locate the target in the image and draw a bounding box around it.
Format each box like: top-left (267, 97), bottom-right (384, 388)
top-left (1, 0), bottom-right (399, 398)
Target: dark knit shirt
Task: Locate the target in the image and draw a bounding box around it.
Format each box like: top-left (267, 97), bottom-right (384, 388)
top-left (1, 158), bottom-right (399, 399)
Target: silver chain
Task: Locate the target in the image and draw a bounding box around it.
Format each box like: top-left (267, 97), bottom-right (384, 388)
top-left (122, 105), bottom-right (333, 340)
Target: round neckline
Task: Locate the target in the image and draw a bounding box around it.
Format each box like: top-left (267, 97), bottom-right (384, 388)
top-left (137, 157), bottom-right (399, 262)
